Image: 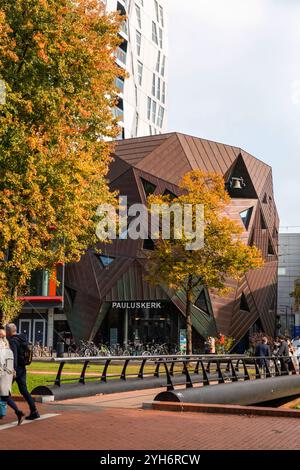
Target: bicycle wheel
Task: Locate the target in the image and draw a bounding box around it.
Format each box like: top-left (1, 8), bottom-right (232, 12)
top-left (142, 351), bottom-right (151, 356)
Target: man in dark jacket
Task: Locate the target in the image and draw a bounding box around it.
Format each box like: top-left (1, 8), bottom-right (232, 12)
top-left (277, 336), bottom-right (290, 374)
top-left (255, 337), bottom-right (271, 375)
top-left (6, 323), bottom-right (40, 420)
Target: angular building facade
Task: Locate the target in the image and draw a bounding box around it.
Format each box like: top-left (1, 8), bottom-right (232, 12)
top-left (105, 0), bottom-right (168, 138)
top-left (65, 133), bottom-right (279, 351)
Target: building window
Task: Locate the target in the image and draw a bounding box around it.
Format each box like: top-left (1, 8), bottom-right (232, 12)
top-left (268, 239), bottom-right (275, 256)
top-left (152, 100), bottom-right (157, 124)
top-left (152, 73), bottom-right (156, 96)
top-left (159, 5), bottom-right (164, 27)
top-left (136, 30), bottom-right (142, 55)
top-left (98, 255), bottom-right (115, 267)
top-left (157, 106), bottom-right (164, 128)
top-left (152, 21), bottom-right (158, 44)
top-left (162, 81), bottom-right (166, 104)
top-left (156, 50), bottom-right (161, 73)
top-left (240, 293), bottom-right (250, 312)
top-left (141, 178), bottom-right (156, 197)
top-left (115, 47), bottom-right (127, 65)
top-left (161, 55), bottom-right (166, 76)
top-left (240, 207), bottom-right (253, 230)
top-left (147, 97), bottom-right (152, 120)
top-left (115, 77), bottom-right (124, 93)
top-left (143, 238), bottom-right (155, 251)
top-left (159, 28), bottom-right (163, 49)
top-left (195, 290), bottom-right (210, 315)
top-left (261, 211), bottom-right (267, 230)
top-left (135, 84), bottom-right (138, 102)
top-left (278, 268), bottom-right (287, 276)
top-left (135, 4), bottom-right (142, 29)
top-left (163, 189), bottom-right (177, 200)
top-left (135, 112), bottom-right (139, 136)
top-left (156, 77), bottom-right (161, 100)
top-left (137, 61), bottom-right (143, 85)
top-left (154, 0), bottom-right (159, 21)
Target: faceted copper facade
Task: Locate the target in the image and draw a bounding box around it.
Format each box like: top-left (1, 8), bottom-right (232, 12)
top-left (65, 133), bottom-right (279, 346)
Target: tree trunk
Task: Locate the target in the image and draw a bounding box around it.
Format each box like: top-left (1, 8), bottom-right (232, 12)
top-left (186, 275), bottom-right (193, 355)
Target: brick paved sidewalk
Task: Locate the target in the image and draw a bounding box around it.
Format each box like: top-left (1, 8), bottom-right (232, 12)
top-left (1, 398), bottom-right (300, 450)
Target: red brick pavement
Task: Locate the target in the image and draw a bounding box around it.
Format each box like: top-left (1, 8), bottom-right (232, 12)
top-left (1, 402), bottom-right (300, 450)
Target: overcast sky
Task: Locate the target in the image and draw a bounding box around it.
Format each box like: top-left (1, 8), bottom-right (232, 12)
top-left (167, 0), bottom-right (300, 232)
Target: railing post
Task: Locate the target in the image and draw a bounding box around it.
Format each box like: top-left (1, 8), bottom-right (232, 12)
top-left (253, 359), bottom-right (261, 379)
top-left (54, 361), bottom-right (65, 387)
top-left (170, 358), bottom-right (176, 377)
top-left (183, 360), bottom-right (193, 388)
top-left (216, 360), bottom-right (225, 384)
top-left (242, 359), bottom-right (250, 381)
top-left (162, 360), bottom-right (174, 391)
top-left (79, 360), bottom-right (89, 384)
top-left (229, 360), bottom-right (238, 382)
top-left (200, 360), bottom-right (210, 386)
top-left (194, 360), bottom-right (200, 375)
top-left (138, 359), bottom-right (147, 379)
top-left (101, 359), bottom-right (111, 383)
top-left (154, 358), bottom-right (162, 378)
top-left (121, 359), bottom-right (130, 381)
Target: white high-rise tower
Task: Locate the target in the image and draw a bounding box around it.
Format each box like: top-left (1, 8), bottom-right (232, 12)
top-left (105, 0), bottom-right (168, 138)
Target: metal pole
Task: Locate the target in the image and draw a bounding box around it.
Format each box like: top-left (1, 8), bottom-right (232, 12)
top-left (124, 308), bottom-right (128, 347)
top-left (47, 308), bottom-right (54, 348)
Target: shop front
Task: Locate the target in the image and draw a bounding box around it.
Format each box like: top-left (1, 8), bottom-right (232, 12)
top-left (95, 300), bottom-right (187, 350)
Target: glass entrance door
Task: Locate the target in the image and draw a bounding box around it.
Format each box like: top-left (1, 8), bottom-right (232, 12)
top-left (19, 320), bottom-right (31, 342)
top-left (33, 320), bottom-right (46, 346)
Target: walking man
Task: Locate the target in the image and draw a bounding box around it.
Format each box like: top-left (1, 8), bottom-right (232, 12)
top-left (6, 323), bottom-right (40, 420)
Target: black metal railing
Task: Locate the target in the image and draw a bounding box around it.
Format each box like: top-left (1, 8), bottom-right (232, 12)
top-left (49, 354), bottom-right (300, 389)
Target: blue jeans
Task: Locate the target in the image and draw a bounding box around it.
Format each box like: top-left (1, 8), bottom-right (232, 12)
top-left (1, 396), bottom-right (20, 414)
top-left (15, 368), bottom-right (37, 413)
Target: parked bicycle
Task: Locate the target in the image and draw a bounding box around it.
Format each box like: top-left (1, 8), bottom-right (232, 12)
top-left (33, 342), bottom-right (52, 358)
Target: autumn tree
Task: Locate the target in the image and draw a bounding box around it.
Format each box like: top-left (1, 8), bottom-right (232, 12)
top-left (146, 171), bottom-right (264, 355)
top-left (0, 0), bottom-right (123, 323)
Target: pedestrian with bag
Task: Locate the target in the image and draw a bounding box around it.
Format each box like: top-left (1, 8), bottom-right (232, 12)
top-left (6, 323), bottom-right (40, 421)
top-left (0, 328), bottom-right (25, 425)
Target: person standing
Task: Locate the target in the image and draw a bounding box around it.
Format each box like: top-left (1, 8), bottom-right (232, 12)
top-left (218, 332), bottom-right (225, 354)
top-left (277, 336), bottom-right (290, 374)
top-left (6, 323), bottom-right (40, 420)
top-left (255, 337), bottom-right (271, 377)
top-left (0, 328), bottom-right (25, 425)
top-left (287, 339), bottom-right (298, 371)
top-left (205, 336), bottom-right (216, 373)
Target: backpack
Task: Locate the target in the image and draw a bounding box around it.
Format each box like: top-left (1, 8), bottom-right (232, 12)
top-left (15, 336), bottom-right (33, 366)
